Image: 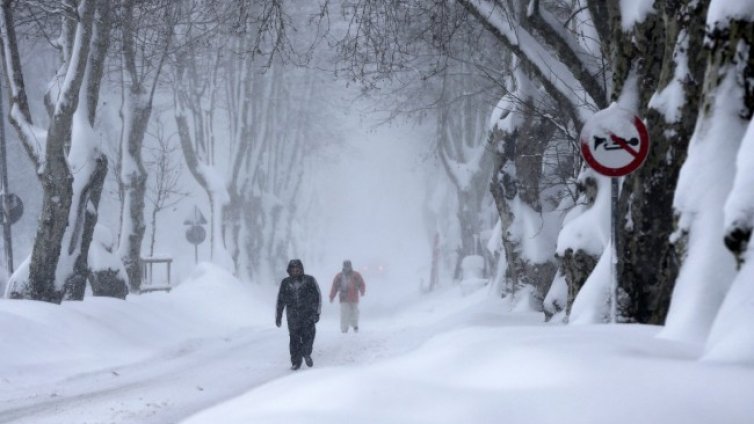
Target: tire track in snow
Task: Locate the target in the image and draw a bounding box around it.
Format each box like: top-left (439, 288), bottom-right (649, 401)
top-left (0, 321), bottom-right (425, 424)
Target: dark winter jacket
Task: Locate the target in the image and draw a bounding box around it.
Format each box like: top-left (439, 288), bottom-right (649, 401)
top-left (276, 260), bottom-right (322, 328)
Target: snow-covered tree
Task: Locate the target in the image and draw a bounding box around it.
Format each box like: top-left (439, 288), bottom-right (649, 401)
top-left (489, 62), bottom-right (578, 309)
top-left (1, 0), bottom-right (117, 302)
top-left (170, 0), bottom-right (331, 281)
top-left (663, 1), bottom-right (754, 344)
top-left (116, 0), bottom-right (177, 292)
top-left (338, 0), bottom-right (505, 283)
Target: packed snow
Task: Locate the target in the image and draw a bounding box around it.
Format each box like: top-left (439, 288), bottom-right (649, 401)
top-left (0, 262), bottom-right (752, 424)
top-left (2, 1), bottom-right (754, 424)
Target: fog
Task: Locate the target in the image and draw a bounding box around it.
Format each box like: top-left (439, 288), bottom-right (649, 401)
top-left (301, 112), bottom-right (435, 303)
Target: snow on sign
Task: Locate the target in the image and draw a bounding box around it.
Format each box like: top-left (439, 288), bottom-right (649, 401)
top-left (579, 105), bottom-right (650, 177)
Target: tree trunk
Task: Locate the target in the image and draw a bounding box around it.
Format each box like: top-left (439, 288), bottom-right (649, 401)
top-left (118, 94), bottom-right (151, 292)
top-left (117, 0), bottom-right (173, 292)
top-left (662, 11), bottom-right (754, 342)
top-left (223, 189), bottom-right (244, 275)
top-left (80, 155), bottom-right (128, 299)
top-left (616, 0), bottom-right (708, 324)
top-left (488, 66), bottom-right (559, 308)
top-left (1, 0), bottom-right (97, 302)
top-left (435, 62), bottom-right (497, 278)
top-left (63, 0), bottom-right (120, 300)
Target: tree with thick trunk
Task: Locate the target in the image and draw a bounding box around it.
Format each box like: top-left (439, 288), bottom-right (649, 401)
top-left (1, 0), bottom-right (97, 303)
top-left (63, 0), bottom-right (122, 300)
top-left (435, 61), bottom-right (497, 278)
top-left (616, 0), bottom-right (708, 324)
top-left (117, 0), bottom-right (175, 293)
top-left (662, 2), bottom-right (754, 343)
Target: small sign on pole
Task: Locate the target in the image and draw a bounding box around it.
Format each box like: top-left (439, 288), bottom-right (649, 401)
top-left (579, 104), bottom-right (650, 323)
top-left (184, 206), bottom-right (207, 264)
top-left (580, 106), bottom-right (650, 177)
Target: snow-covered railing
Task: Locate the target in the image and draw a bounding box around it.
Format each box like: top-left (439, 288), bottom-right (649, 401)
top-left (140, 257), bottom-right (173, 293)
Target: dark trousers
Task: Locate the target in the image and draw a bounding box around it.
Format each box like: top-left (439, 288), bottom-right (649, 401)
top-left (288, 322), bottom-right (316, 365)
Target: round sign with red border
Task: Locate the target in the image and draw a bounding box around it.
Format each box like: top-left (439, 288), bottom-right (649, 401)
top-left (579, 105), bottom-right (650, 177)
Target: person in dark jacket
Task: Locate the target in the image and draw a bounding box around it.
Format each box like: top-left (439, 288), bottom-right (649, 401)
top-left (276, 259), bottom-right (321, 370)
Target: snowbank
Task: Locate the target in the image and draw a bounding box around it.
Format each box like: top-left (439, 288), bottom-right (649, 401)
top-left (0, 263), bottom-right (271, 385)
top-left (182, 321), bottom-right (754, 424)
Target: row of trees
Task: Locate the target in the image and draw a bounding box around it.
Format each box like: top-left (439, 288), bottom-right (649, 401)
top-left (338, 0), bottom-right (754, 357)
top-left (5, 0), bottom-right (753, 363)
top-left (0, 0), bottom-right (333, 301)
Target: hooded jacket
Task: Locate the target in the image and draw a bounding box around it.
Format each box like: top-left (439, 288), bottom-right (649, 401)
top-left (329, 270), bottom-right (366, 303)
top-left (276, 259), bottom-right (322, 327)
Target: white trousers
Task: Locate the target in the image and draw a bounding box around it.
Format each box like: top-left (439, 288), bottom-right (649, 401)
top-left (340, 302), bottom-right (360, 333)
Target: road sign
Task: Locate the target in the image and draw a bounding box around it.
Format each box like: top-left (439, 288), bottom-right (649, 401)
top-left (1, 193), bottom-right (23, 225)
top-left (185, 225), bottom-right (206, 245)
top-left (183, 205), bottom-right (207, 226)
top-left (579, 105), bottom-right (650, 177)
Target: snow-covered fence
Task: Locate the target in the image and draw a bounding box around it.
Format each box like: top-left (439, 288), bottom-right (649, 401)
top-left (140, 257), bottom-right (173, 293)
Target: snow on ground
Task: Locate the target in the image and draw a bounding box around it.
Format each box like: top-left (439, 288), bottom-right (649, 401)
top-left (0, 263), bottom-right (752, 424)
top-left (184, 300), bottom-right (754, 424)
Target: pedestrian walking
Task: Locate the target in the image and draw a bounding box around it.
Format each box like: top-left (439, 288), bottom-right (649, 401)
top-left (329, 260), bottom-right (366, 333)
top-left (276, 259), bottom-right (321, 369)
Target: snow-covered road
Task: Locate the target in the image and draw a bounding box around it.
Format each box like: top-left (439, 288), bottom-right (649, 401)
top-left (0, 304), bottom-right (522, 424)
top-left (0, 327), bottom-right (286, 423)
top-left (0, 273), bottom-right (510, 424)
top-left (2, 265), bottom-right (752, 424)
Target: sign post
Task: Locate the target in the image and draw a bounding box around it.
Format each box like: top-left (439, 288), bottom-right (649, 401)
top-left (184, 206), bottom-right (207, 264)
top-left (0, 83), bottom-right (19, 273)
top-left (579, 105), bottom-right (650, 323)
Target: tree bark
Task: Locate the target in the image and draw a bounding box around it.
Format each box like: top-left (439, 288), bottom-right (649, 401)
top-left (118, 0), bottom-right (173, 292)
top-left (118, 94), bottom-right (150, 292)
top-left (64, 0), bottom-right (120, 300)
top-left (662, 9), bottom-right (754, 342)
top-left (1, 0), bottom-right (97, 302)
top-left (614, 0), bottom-right (707, 323)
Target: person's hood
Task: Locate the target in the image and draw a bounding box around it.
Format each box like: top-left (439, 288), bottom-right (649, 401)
top-left (287, 259), bottom-right (304, 274)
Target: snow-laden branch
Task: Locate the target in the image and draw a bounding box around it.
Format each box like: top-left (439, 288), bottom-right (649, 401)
top-left (458, 0), bottom-right (598, 125)
top-left (53, 0), bottom-right (96, 118)
top-left (8, 104), bottom-right (46, 170)
top-left (723, 116), bottom-right (754, 258)
top-left (174, 91), bottom-right (209, 190)
top-left (0, 4), bottom-right (47, 168)
top-left (441, 143), bottom-right (489, 192)
top-left (648, 29), bottom-right (690, 124)
top-left (528, 0), bottom-right (607, 107)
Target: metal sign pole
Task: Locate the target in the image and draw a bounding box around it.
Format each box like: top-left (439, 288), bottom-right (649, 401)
top-left (610, 177), bottom-right (619, 323)
top-left (0, 83), bottom-right (13, 273)
top-left (580, 106), bottom-right (649, 324)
